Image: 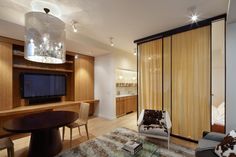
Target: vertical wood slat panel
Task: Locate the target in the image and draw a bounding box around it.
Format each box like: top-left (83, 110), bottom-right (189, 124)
top-left (138, 39), bottom-right (162, 113)
top-left (163, 37), bottom-right (171, 117)
top-left (74, 56), bottom-right (94, 101)
top-left (0, 42), bottom-right (13, 110)
top-left (172, 26), bottom-right (211, 140)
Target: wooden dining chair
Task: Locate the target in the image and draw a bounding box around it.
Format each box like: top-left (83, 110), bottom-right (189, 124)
top-left (62, 103), bottom-right (90, 146)
top-left (0, 137), bottom-right (14, 157)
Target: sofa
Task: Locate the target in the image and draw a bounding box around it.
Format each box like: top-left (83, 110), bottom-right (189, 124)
top-left (195, 131), bottom-right (226, 157)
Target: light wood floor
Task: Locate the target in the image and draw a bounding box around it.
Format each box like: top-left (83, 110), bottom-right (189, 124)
top-left (0, 112), bottom-right (197, 157)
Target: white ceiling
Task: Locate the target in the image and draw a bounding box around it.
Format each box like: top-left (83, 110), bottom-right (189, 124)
top-left (228, 0), bottom-right (236, 23)
top-left (0, 0), bottom-right (229, 56)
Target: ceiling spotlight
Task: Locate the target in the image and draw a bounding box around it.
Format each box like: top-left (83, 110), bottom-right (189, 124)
top-left (188, 6), bottom-right (199, 23)
top-left (110, 37), bottom-right (114, 47)
top-left (191, 13), bottom-right (199, 23)
top-left (72, 20), bottom-right (78, 33)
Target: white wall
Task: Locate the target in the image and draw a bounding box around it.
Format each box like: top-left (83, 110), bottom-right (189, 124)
top-left (94, 53), bottom-right (116, 119)
top-left (226, 22), bottom-right (236, 132)
top-left (113, 50), bottom-right (137, 70)
top-left (94, 49), bottom-right (137, 119)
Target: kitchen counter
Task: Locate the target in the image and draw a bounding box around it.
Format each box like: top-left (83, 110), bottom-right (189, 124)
top-left (116, 94), bottom-right (137, 98)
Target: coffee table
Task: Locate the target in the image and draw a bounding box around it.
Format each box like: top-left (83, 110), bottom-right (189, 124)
top-left (56, 127), bottom-right (160, 157)
top-left (116, 137), bottom-right (160, 157)
top-left (3, 111), bottom-right (78, 157)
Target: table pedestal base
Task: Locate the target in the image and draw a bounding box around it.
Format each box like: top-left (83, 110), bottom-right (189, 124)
top-left (28, 128), bottom-right (62, 157)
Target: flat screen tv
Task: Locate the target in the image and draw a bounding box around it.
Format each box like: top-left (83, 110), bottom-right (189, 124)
top-left (20, 73), bottom-right (66, 99)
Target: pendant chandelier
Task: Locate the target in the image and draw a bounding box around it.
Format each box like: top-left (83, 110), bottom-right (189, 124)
top-left (24, 8), bottom-right (66, 64)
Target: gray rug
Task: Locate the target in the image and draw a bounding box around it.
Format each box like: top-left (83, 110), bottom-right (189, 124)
top-left (56, 127), bottom-right (195, 157)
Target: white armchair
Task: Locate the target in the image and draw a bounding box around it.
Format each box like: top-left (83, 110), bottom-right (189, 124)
top-left (138, 109), bottom-right (172, 149)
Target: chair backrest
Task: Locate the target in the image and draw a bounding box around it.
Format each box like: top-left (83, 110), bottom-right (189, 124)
top-left (138, 109), bottom-right (172, 129)
top-left (79, 103), bottom-right (90, 123)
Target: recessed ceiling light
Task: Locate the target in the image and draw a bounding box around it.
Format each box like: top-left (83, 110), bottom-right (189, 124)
top-left (187, 6), bottom-right (199, 23)
top-left (119, 75), bottom-right (123, 79)
top-left (75, 55), bottom-right (79, 59)
top-left (191, 13), bottom-right (199, 23)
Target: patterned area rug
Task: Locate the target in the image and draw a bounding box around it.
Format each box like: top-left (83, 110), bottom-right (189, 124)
top-left (56, 127), bottom-right (195, 157)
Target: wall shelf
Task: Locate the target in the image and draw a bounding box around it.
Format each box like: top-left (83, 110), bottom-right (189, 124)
top-left (13, 64), bottom-right (73, 73)
top-left (13, 53), bottom-right (74, 64)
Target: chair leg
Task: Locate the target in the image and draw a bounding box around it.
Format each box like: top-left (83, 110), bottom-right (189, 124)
top-left (70, 128), bottom-right (72, 147)
top-left (10, 146), bottom-right (14, 157)
top-left (7, 148), bottom-right (11, 157)
top-left (7, 146), bottom-right (14, 157)
top-left (78, 126), bottom-right (81, 135)
top-left (168, 132), bottom-right (170, 150)
top-left (85, 124), bottom-right (89, 140)
top-left (62, 126), bottom-right (65, 141)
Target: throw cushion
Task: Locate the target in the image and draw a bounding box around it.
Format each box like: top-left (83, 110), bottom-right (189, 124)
top-left (143, 110), bottom-right (165, 125)
top-left (142, 110), bottom-right (167, 133)
top-left (215, 130), bottom-right (236, 157)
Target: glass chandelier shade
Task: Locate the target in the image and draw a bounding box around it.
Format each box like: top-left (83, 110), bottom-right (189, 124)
top-left (25, 11), bottom-right (66, 64)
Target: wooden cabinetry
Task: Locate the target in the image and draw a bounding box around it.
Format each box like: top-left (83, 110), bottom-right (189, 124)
top-left (0, 36), bottom-right (96, 116)
top-left (13, 45), bottom-right (75, 73)
top-left (74, 55), bottom-right (94, 100)
top-left (11, 45), bottom-right (75, 107)
top-left (116, 95), bottom-right (137, 117)
top-left (0, 42), bottom-right (12, 110)
top-left (116, 98), bottom-right (125, 117)
top-left (74, 55), bottom-right (94, 115)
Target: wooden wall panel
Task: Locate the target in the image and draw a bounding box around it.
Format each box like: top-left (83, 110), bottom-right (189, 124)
top-left (163, 37), bottom-right (171, 117)
top-left (87, 57), bottom-right (95, 99)
top-left (172, 26), bottom-right (211, 140)
top-left (74, 55), bottom-right (94, 101)
top-left (0, 42), bottom-right (12, 110)
top-left (138, 39), bottom-right (162, 113)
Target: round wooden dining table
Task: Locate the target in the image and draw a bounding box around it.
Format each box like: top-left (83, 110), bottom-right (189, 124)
top-left (3, 111), bottom-right (78, 157)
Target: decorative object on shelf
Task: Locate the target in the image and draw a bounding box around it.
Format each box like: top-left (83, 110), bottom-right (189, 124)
top-left (25, 8), bottom-right (66, 64)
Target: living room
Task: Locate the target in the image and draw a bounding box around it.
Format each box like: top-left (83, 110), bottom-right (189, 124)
top-left (0, 0), bottom-right (236, 157)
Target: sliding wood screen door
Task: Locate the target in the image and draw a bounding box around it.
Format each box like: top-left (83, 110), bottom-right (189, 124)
top-left (172, 26), bottom-right (211, 140)
top-left (138, 39), bottom-right (162, 113)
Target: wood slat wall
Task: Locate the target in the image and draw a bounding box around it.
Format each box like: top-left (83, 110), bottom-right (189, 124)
top-left (0, 42), bottom-right (12, 110)
top-left (138, 39), bottom-right (162, 112)
top-left (138, 26), bottom-right (211, 141)
top-left (74, 55), bottom-right (95, 115)
top-left (74, 55), bottom-right (94, 101)
top-left (163, 37), bottom-right (171, 117)
top-left (171, 26), bottom-right (211, 140)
